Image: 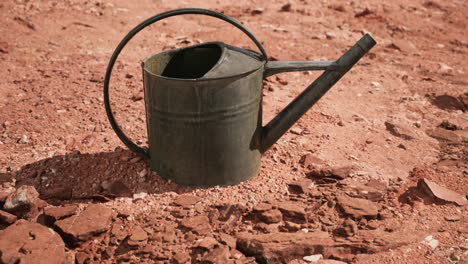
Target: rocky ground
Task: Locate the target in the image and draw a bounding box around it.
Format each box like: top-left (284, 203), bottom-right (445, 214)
top-left (0, 0), bottom-right (467, 263)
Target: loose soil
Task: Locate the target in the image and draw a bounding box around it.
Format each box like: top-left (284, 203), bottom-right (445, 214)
top-left (0, 0), bottom-right (467, 263)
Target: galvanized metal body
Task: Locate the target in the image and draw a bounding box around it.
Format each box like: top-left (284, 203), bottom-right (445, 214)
top-left (142, 43), bottom-right (264, 186)
top-left (103, 8), bottom-right (376, 187)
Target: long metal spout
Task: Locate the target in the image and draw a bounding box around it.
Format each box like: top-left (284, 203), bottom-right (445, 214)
top-left (260, 34), bottom-right (376, 152)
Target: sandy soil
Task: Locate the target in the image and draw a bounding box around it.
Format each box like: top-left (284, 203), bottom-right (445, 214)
top-left (0, 0), bottom-right (467, 263)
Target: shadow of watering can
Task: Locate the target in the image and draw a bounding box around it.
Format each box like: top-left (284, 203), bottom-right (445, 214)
top-left (104, 8), bottom-right (376, 187)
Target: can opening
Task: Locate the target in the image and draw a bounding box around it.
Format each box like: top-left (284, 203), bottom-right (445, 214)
top-left (161, 43), bottom-right (222, 79)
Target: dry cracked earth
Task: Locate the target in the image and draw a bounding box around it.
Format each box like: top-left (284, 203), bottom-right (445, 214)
top-left (0, 0), bottom-right (467, 263)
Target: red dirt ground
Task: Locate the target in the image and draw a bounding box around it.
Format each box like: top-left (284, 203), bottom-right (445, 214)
top-left (0, 0), bottom-right (467, 263)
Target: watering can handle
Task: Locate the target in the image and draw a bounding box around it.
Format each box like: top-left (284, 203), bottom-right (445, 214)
top-left (104, 8), bottom-right (269, 159)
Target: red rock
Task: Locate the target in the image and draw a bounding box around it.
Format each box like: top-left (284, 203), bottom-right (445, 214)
top-left (384, 121), bottom-right (416, 140)
top-left (308, 166), bottom-right (355, 183)
top-left (343, 219), bottom-right (358, 237)
top-left (280, 3), bottom-right (292, 12)
top-left (197, 236), bottom-right (218, 250)
top-left (43, 204), bottom-right (78, 220)
top-left (237, 231), bottom-right (334, 263)
top-left (150, 230), bottom-right (176, 243)
top-left (219, 233), bottom-right (237, 249)
top-left (3, 185), bottom-right (43, 218)
top-left (131, 91), bottom-right (144, 101)
top-left (355, 7), bottom-right (374, 17)
top-left (179, 215), bottom-right (212, 235)
top-left (253, 202), bottom-right (273, 212)
top-left (173, 251), bottom-right (191, 264)
top-left (336, 195), bottom-right (379, 218)
top-left (0, 209), bottom-right (17, 225)
top-left (173, 194), bottom-right (202, 207)
top-left (418, 178), bottom-right (468, 206)
top-left (216, 203), bottom-right (247, 222)
top-left (75, 252), bottom-right (91, 264)
top-left (426, 128), bottom-right (462, 143)
top-left (283, 221), bottom-right (301, 232)
top-left (278, 202), bottom-right (306, 222)
top-left (55, 204), bottom-right (112, 242)
top-left (128, 225), bottom-right (148, 246)
top-left (0, 188), bottom-right (13, 203)
top-left (300, 153), bottom-right (325, 169)
top-left (258, 209), bottom-right (283, 224)
top-left (255, 222), bottom-right (280, 233)
top-left (202, 245), bottom-right (230, 264)
top-left (0, 220), bottom-right (66, 264)
top-left (288, 178), bottom-right (314, 194)
top-left (317, 260), bottom-right (348, 264)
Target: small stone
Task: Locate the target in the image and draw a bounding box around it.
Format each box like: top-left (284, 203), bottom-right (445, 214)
top-left (355, 8), bottom-right (374, 17)
top-left (418, 178), bottom-right (468, 206)
top-left (197, 237), bottom-right (218, 250)
top-left (422, 235), bottom-right (439, 249)
top-left (251, 8), bottom-right (264, 15)
top-left (283, 221), bottom-right (301, 232)
top-left (449, 252), bottom-right (461, 261)
top-left (174, 194), bottom-right (202, 207)
top-left (438, 63), bottom-right (453, 75)
top-left (300, 154), bottom-right (325, 169)
top-left (128, 225), bottom-right (148, 246)
top-left (0, 220), bottom-right (66, 264)
top-left (219, 233), bottom-right (236, 249)
top-left (278, 202), bottom-right (306, 222)
top-left (18, 134), bottom-right (29, 144)
top-left (4, 185), bottom-right (43, 219)
top-left (325, 32), bottom-right (336, 40)
top-left (173, 251), bottom-right (191, 264)
top-left (290, 127), bottom-right (303, 135)
top-left (371, 81), bottom-right (381, 88)
top-left (366, 221), bottom-right (379, 230)
top-left (308, 166), bottom-right (355, 182)
top-left (202, 245), bottom-right (230, 264)
top-left (426, 128), bottom-right (462, 144)
top-left (253, 202), bottom-right (273, 212)
top-left (43, 204), bottom-right (78, 220)
top-left (303, 254), bottom-right (323, 262)
top-left (336, 195), bottom-right (379, 218)
top-left (385, 121), bottom-right (415, 140)
top-left (0, 189), bottom-right (14, 203)
top-left (288, 178), bottom-right (314, 194)
top-left (444, 215), bottom-right (461, 222)
top-left (131, 91), bottom-right (144, 101)
top-left (0, 210), bottom-right (17, 225)
top-left (133, 192), bottom-right (147, 201)
top-left (179, 215), bottom-right (212, 235)
top-left (280, 3), bottom-right (292, 12)
top-left (276, 75), bottom-right (288, 85)
top-left (258, 209), bottom-right (283, 224)
top-left (343, 218), bottom-right (358, 236)
top-left (55, 204), bottom-right (112, 243)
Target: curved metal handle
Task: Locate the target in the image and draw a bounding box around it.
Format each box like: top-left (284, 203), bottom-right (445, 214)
top-left (104, 8), bottom-right (268, 159)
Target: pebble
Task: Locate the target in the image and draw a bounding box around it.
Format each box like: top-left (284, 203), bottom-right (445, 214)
top-left (280, 3), bottom-right (292, 12)
top-left (422, 235), bottom-right (439, 249)
top-left (444, 215), bottom-right (461, 222)
top-left (18, 134), bottom-right (29, 144)
top-left (303, 254), bottom-right (323, 262)
top-left (133, 192), bottom-right (148, 201)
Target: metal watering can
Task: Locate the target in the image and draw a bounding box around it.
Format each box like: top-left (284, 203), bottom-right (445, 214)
top-left (104, 8), bottom-right (376, 187)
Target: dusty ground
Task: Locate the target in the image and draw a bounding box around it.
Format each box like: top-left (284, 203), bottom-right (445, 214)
top-left (0, 0), bottom-right (467, 263)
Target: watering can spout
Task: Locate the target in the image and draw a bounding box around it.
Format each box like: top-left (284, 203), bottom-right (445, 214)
top-left (260, 34), bottom-right (376, 152)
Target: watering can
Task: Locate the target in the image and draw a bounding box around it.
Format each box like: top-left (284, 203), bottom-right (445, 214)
top-left (104, 8), bottom-right (376, 187)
